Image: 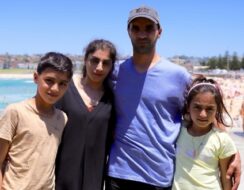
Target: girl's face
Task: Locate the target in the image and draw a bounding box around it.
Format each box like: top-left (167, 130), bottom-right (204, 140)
top-left (188, 91), bottom-right (217, 130)
top-left (85, 49), bottom-right (113, 86)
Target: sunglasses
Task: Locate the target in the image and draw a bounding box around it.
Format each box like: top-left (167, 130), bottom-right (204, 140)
top-left (88, 56), bottom-right (112, 67)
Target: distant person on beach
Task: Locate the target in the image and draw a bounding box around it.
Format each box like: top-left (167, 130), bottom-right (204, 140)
top-left (240, 100), bottom-right (244, 132)
top-left (0, 52), bottom-right (73, 189)
top-left (172, 76), bottom-right (237, 190)
top-left (55, 39), bottom-right (116, 190)
top-left (105, 5), bottom-right (241, 190)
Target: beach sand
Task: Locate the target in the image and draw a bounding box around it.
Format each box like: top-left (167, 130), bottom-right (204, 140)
top-left (228, 126), bottom-right (244, 190)
top-left (0, 73), bottom-right (80, 79)
top-left (214, 77), bottom-right (244, 121)
top-left (0, 73), bottom-right (33, 79)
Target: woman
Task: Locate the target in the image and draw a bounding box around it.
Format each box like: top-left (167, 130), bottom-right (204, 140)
top-left (55, 39), bottom-right (117, 190)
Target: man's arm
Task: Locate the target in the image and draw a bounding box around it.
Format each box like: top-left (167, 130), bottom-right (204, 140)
top-left (0, 138), bottom-right (10, 189)
top-left (226, 151), bottom-right (241, 190)
top-left (220, 155), bottom-right (234, 190)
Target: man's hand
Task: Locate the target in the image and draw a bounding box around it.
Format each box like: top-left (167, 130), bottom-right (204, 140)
top-left (226, 151), bottom-right (241, 190)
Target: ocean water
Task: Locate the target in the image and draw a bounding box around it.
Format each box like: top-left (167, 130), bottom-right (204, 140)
top-left (0, 78), bottom-right (36, 112)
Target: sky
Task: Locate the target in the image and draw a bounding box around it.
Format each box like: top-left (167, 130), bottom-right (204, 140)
top-left (0, 0), bottom-right (243, 58)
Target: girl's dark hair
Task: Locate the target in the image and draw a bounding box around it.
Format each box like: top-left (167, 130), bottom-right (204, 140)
top-left (183, 76), bottom-right (232, 128)
top-left (82, 39), bottom-right (117, 88)
top-left (37, 52), bottom-right (73, 79)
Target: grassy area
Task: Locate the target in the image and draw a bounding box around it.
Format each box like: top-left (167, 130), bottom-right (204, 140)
top-left (0, 69), bottom-right (34, 74)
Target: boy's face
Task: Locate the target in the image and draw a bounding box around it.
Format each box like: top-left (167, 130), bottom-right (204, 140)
top-left (34, 68), bottom-right (70, 106)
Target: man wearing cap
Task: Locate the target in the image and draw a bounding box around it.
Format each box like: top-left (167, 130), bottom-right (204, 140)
top-left (106, 5), bottom-right (241, 190)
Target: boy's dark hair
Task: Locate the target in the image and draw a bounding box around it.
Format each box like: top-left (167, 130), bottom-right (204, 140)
top-left (82, 39), bottom-right (117, 87)
top-left (183, 76), bottom-right (232, 128)
top-left (37, 52), bottom-right (73, 79)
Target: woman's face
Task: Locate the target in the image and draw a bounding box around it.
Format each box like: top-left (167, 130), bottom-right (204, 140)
top-left (85, 49), bottom-right (113, 85)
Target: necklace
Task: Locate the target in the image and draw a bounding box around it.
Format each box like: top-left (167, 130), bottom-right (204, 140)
top-left (89, 98), bottom-right (99, 107)
top-left (77, 77), bottom-right (103, 108)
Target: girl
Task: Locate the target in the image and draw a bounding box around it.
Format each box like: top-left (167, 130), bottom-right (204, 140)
top-left (55, 39), bottom-right (116, 190)
top-left (172, 76), bottom-right (237, 190)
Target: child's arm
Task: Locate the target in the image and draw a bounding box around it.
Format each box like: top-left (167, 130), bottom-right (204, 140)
top-left (0, 138), bottom-right (10, 189)
top-left (219, 155), bottom-right (235, 190)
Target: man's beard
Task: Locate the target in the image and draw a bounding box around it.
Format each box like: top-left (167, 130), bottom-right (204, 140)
top-left (132, 40), bottom-right (156, 54)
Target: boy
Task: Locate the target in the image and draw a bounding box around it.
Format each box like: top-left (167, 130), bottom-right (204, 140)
top-left (0, 52), bottom-right (73, 189)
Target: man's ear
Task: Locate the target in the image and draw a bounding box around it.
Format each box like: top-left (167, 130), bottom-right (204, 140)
top-left (158, 28), bottom-right (162, 38)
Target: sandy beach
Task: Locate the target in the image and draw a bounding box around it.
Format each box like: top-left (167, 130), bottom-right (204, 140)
top-left (228, 126), bottom-right (244, 190)
top-left (0, 73), bottom-right (33, 79)
top-left (0, 73), bottom-right (80, 79)
top-left (214, 77), bottom-right (244, 121)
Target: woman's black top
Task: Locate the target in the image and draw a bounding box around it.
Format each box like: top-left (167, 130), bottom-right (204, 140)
top-left (55, 80), bottom-right (114, 190)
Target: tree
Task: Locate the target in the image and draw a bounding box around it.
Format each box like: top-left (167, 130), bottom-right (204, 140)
top-left (207, 57), bottom-right (218, 69)
top-left (240, 56), bottom-right (244, 69)
top-left (223, 51), bottom-right (229, 70)
top-left (229, 52), bottom-right (240, 70)
top-left (3, 52), bottom-right (11, 69)
top-left (217, 55), bottom-right (225, 69)
top-left (200, 60), bottom-right (206, 66)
